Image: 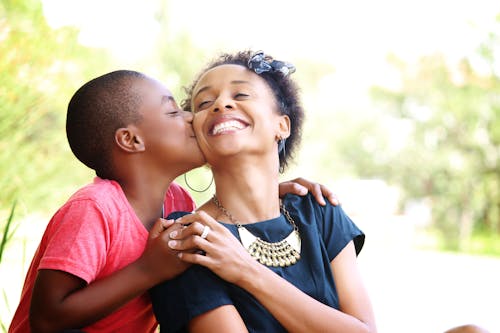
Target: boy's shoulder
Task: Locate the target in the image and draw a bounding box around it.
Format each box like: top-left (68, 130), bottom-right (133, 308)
top-left (68, 177), bottom-right (123, 203)
top-left (44, 177), bottom-right (130, 238)
top-left (59, 177), bottom-right (128, 217)
top-left (62, 178), bottom-right (196, 216)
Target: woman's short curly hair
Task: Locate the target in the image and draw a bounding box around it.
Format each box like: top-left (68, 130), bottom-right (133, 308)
top-left (181, 50), bottom-right (304, 172)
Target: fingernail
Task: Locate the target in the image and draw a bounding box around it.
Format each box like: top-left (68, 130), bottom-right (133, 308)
top-left (170, 230), bottom-right (178, 238)
top-left (168, 240), bottom-right (177, 248)
top-left (162, 219), bottom-right (173, 227)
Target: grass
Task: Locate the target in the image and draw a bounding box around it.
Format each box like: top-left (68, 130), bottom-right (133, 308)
top-left (414, 226), bottom-right (500, 258)
top-left (0, 201), bottom-right (17, 262)
top-left (467, 231), bottom-right (500, 257)
top-left (0, 201), bottom-right (17, 333)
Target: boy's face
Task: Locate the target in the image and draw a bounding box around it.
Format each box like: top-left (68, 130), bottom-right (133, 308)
top-left (134, 78), bottom-right (205, 174)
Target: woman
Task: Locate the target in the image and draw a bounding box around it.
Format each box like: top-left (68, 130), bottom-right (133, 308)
top-left (150, 51), bottom-right (376, 332)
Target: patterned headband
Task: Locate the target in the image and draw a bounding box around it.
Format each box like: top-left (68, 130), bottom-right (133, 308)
top-left (247, 51), bottom-right (296, 77)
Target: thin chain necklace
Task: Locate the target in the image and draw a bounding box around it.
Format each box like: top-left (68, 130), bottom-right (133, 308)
top-left (212, 195), bottom-right (301, 267)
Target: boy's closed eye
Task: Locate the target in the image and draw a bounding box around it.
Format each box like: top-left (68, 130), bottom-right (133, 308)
top-left (167, 110), bottom-right (181, 116)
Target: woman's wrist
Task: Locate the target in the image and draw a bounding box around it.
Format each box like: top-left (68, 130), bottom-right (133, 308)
top-left (236, 260), bottom-right (270, 292)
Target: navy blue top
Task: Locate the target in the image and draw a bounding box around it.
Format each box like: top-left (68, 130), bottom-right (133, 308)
top-left (150, 193), bottom-right (364, 333)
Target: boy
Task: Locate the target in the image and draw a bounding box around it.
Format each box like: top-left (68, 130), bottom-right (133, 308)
top-left (9, 70), bottom-right (202, 332)
top-left (9, 70), bottom-right (337, 332)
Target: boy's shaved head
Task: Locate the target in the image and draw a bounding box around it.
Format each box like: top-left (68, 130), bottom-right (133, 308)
top-left (66, 70), bottom-right (147, 178)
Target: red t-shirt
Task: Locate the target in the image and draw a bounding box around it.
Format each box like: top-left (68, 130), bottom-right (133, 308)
top-left (9, 177), bottom-right (195, 333)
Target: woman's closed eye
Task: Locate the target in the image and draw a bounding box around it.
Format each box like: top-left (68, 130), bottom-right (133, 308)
top-left (198, 100), bottom-right (212, 109)
top-left (195, 93), bottom-right (249, 112)
top-left (234, 92), bottom-right (249, 100)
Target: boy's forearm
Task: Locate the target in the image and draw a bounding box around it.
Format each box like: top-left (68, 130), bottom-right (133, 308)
top-left (30, 260), bottom-right (158, 332)
top-left (30, 219), bottom-right (191, 332)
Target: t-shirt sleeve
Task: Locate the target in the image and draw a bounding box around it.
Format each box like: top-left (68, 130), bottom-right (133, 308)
top-left (318, 202), bottom-right (365, 261)
top-left (38, 199), bottom-right (109, 283)
top-left (164, 182), bottom-right (197, 215)
top-left (150, 265), bottom-right (233, 332)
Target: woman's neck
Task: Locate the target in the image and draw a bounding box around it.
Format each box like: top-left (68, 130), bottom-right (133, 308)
top-left (210, 162), bottom-right (281, 224)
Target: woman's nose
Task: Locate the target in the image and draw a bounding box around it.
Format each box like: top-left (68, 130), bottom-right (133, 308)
top-left (212, 97), bottom-right (234, 113)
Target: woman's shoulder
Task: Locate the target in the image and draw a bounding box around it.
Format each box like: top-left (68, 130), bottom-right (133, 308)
top-left (282, 192), bottom-right (345, 217)
top-left (283, 193), bottom-right (364, 256)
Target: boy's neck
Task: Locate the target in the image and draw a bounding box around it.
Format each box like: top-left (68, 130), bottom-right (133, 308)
top-left (120, 175), bottom-right (175, 230)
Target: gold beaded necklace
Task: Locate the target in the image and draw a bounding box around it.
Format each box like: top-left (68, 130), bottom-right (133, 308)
top-left (212, 195), bottom-right (301, 267)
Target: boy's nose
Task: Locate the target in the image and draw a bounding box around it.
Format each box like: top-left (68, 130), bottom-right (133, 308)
top-left (183, 110), bottom-right (194, 120)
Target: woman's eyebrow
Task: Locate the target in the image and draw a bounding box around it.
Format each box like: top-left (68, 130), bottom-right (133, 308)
top-left (230, 80), bottom-right (249, 85)
top-left (193, 86), bottom-right (210, 99)
top-left (193, 80), bottom-right (251, 99)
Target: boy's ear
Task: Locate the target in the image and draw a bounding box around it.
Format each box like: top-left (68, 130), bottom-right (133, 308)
top-left (277, 115), bottom-right (291, 140)
top-left (115, 126), bottom-right (145, 152)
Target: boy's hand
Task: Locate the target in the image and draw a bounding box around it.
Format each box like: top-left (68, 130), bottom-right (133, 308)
top-left (139, 218), bottom-right (191, 283)
top-left (278, 177), bottom-right (339, 206)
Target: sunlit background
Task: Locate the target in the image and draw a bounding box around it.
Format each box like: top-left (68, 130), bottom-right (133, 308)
top-left (1, 0), bottom-right (499, 332)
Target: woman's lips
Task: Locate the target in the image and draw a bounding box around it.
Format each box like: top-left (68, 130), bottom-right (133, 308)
top-left (209, 117), bottom-right (249, 135)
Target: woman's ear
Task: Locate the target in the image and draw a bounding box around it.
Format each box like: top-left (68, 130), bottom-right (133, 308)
top-left (115, 126), bottom-right (145, 153)
top-left (277, 115), bottom-right (291, 140)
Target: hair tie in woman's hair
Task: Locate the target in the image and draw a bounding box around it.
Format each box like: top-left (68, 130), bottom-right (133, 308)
top-left (248, 51), bottom-right (296, 77)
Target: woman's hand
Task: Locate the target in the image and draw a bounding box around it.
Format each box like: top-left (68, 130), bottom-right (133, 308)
top-left (279, 177), bottom-right (339, 206)
top-left (167, 211), bottom-right (259, 285)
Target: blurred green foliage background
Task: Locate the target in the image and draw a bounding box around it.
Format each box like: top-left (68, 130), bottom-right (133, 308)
top-left (1, 0), bottom-right (499, 330)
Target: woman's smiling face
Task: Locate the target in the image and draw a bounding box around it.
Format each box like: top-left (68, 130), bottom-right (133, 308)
top-left (191, 64), bottom-right (290, 164)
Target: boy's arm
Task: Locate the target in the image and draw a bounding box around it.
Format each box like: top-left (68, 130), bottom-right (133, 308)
top-left (29, 219), bottom-right (186, 332)
top-left (279, 177), bottom-right (339, 206)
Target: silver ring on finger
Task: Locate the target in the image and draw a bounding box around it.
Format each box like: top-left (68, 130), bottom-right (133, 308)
top-left (200, 225), bottom-right (210, 239)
